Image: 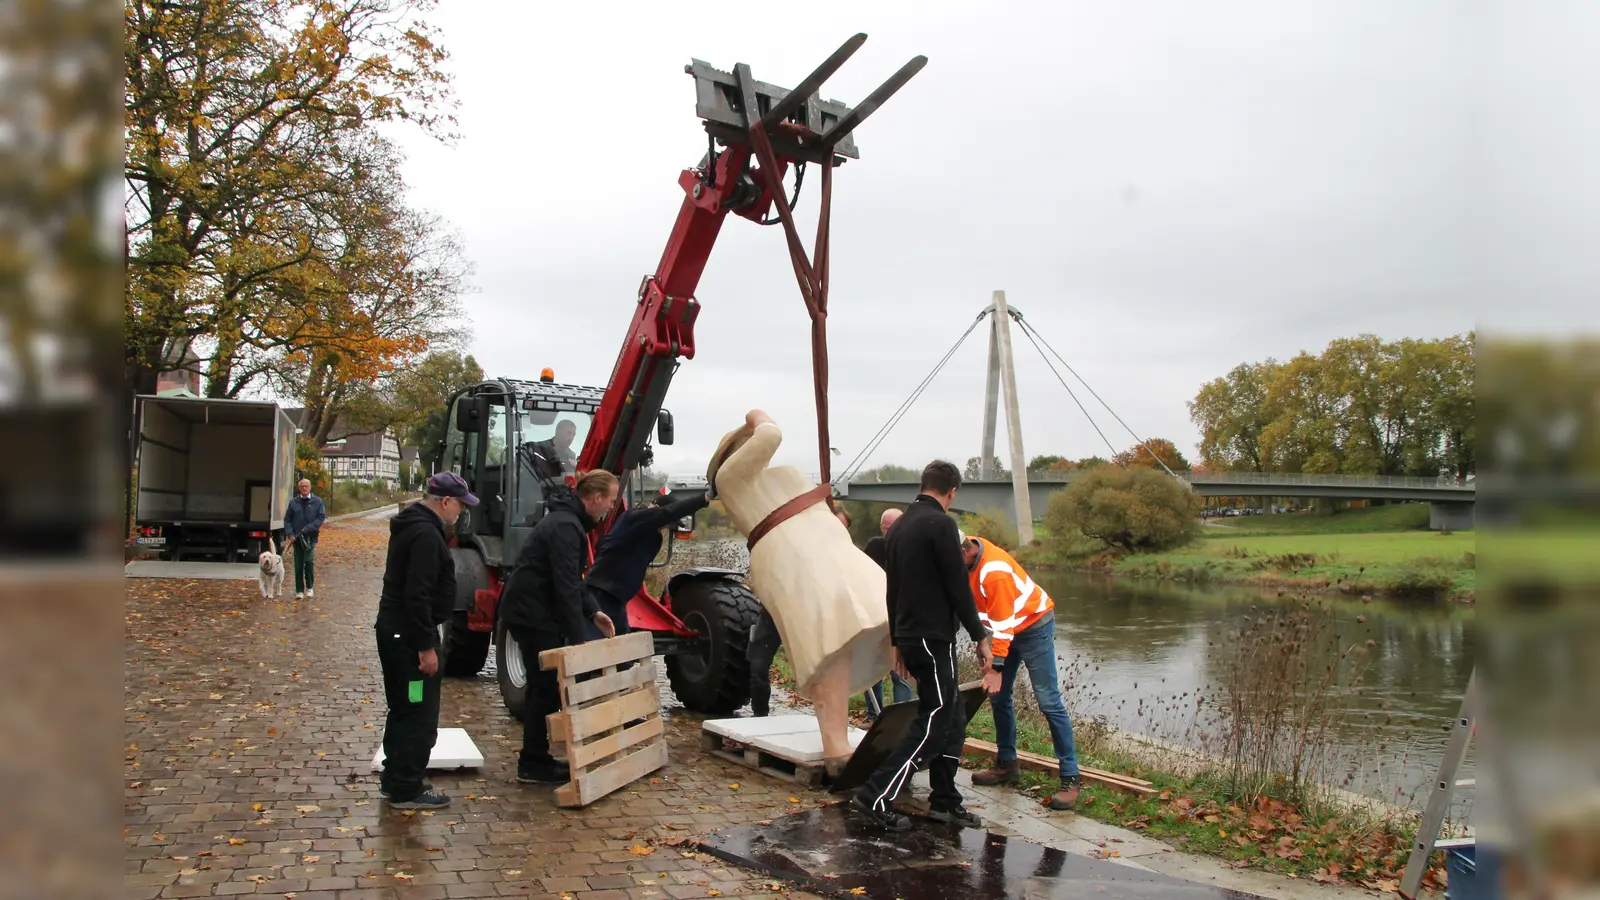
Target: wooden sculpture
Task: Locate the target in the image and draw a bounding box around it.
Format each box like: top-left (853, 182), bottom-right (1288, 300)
top-left (708, 409), bottom-right (893, 772)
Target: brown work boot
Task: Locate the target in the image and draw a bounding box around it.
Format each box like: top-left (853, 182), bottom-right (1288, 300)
top-left (971, 760), bottom-right (1021, 786)
top-left (1048, 776), bottom-right (1081, 810)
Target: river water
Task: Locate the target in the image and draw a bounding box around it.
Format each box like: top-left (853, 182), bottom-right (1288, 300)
top-left (1032, 570), bottom-right (1475, 806)
top-left (667, 539), bottom-right (1476, 806)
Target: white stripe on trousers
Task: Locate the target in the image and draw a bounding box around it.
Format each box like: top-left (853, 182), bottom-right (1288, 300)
top-left (873, 639), bottom-right (949, 811)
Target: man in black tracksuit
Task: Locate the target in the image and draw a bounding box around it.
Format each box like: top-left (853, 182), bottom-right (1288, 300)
top-left (374, 473), bottom-right (477, 809)
top-left (498, 472), bottom-right (619, 784)
top-left (581, 489), bottom-right (712, 650)
top-left (852, 460), bottom-right (993, 831)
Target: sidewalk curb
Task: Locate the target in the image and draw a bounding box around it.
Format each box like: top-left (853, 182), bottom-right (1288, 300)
top-left (326, 496), bottom-right (421, 523)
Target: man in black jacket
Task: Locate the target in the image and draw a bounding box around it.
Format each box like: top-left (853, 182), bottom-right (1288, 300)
top-left (499, 470), bottom-right (619, 784)
top-left (582, 488), bottom-right (712, 648)
top-left (851, 460), bottom-right (993, 831)
top-left (374, 472), bottom-right (477, 809)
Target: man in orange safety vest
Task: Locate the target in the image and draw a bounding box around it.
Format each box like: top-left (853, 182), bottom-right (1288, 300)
top-left (961, 532), bottom-right (1082, 809)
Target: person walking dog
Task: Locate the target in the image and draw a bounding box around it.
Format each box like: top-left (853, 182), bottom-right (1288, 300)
top-left (283, 478), bottom-right (326, 599)
top-left (374, 473), bottom-right (477, 809)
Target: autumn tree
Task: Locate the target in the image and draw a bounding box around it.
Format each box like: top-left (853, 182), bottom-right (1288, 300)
top-left (1112, 438), bottom-right (1190, 472)
top-left (124, 0), bottom-right (457, 405)
top-left (1045, 466), bottom-right (1200, 552)
top-left (395, 351), bottom-right (485, 470)
top-left (1191, 333), bottom-right (1475, 478)
top-left (267, 135), bottom-right (470, 445)
top-left (964, 456), bottom-right (1007, 480)
top-left (1028, 454), bottom-right (1068, 472)
top-left (1189, 361), bottom-right (1279, 471)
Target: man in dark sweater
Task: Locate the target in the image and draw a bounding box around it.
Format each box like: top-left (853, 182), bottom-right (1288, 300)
top-left (374, 473), bottom-right (477, 809)
top-left (851, 460), bottom-right (993, 831)
top-left (498, 471), bottom-right (619, 785)
top-left (582, 488), bottom-right (712, 647)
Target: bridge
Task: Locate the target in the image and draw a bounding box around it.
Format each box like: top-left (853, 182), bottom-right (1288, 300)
top-left (829, 293), bottom-right (1475, 534)
top-left (839, 470), bottom-right (1477, 531)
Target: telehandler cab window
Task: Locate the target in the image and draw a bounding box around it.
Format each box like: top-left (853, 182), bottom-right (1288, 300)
top-left (515, 409), bottom-right (594, 483)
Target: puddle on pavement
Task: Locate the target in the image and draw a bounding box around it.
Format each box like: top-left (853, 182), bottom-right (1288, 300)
top-left (700, 804), bottom-right (1270, 900)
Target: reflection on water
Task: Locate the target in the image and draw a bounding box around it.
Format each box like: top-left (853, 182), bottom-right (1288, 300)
top-left (1036, 570), bottom-right (1476, 805)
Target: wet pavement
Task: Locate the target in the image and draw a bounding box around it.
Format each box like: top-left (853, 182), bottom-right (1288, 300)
top-left (701, 804), bottom-right (1268, 900)
top-left (126, 520), bottom-right (1382, 900)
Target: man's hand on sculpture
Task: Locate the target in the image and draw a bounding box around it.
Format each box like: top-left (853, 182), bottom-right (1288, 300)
top-left (891, 646), bottom-right (911, 682)
top-left (593, 611), bottom-right (616, 639)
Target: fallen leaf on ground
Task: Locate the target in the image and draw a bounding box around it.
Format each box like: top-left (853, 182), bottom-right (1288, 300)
top-left (629, 845), bottom-right (656, 856)
top-left (505, 869), bottom-right (521, 876)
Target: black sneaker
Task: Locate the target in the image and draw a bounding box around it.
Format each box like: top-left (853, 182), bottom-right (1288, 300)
top-left (927, 804), bottom-right (983, 829)
top-left (517, 763), bottom-right (570, 785)
top-left (378, 779), bottom-right (432, 799)
top-left (389, 788), bottom-right (450, 809)
top-left (849, 795), bottom-right (912, 832)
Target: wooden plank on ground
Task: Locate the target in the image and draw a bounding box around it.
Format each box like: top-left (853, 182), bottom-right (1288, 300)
top-left (962, 737), bottom-right (1156, 795)
top-left (539, 631), bottom-right (653, 679)
top-left (567, 716), bottom-right (665, 770)
top-left (565, 664), bottom-right (655, 706)
top-left (555, 741), bottom-right (669, 808)
top-left (548, 687), bottom-right (659, 744)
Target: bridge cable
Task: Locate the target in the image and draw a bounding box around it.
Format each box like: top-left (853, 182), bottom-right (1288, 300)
top-left (1013, 316), bottom-right (1180, 479)
top-left (835, 310), bottom-right (989, 485)
top-left (1011, 317), bottom-right (1122, 462)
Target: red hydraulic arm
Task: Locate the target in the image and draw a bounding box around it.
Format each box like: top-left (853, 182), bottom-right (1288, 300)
top-left (570, 36), bottom-right (927, 633)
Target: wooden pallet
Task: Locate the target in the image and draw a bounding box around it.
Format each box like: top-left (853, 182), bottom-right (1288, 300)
top-left (962, 737), bottom-right (1157, 795)
top-left (540, 631), bottom-right (668, 808)
top-left (700, 729), bottom-right (830, 788)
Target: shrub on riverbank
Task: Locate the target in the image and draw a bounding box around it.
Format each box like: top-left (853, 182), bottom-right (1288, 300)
top-left (956, 508), bottom-right (1017, 550)
top-left (1046, 467), bottom-right (1200, 553)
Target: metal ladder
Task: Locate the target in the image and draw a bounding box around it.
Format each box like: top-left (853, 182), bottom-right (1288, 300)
top-left (1400, 667), bottom-right (1480, 899)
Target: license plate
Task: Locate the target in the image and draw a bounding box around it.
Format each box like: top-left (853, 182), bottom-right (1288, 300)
top-left (135, 537), bottom-right (166, 546)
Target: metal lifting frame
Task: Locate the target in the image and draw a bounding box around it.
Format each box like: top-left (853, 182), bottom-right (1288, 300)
top-left (579, 34), bottom-right (928, 494)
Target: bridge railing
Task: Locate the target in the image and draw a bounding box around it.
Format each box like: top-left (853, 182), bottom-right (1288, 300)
top-left (850, 470), bottom-right (1475, 491)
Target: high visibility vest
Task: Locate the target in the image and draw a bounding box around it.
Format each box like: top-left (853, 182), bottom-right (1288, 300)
top-left (967, 537), bottom-right (1052, 660)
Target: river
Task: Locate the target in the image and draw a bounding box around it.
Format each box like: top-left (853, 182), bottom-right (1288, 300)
top-left (1033, 570), bottom-right (1475, 807)
top-left (665, 538), bottom-right (1476, 807)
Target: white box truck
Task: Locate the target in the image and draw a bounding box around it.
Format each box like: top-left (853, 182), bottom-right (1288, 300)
top-left (132, 395), bottom-right (298, 562)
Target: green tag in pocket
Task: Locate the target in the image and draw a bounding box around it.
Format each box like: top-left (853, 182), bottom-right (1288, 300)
top-left (408, 680), bottom-right (424, 703)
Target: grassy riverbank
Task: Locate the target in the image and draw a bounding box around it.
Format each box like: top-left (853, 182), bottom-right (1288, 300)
top-left (760, 650), bottom-right (1443, 891)
top-left (1013, 503), bottom-right (1476, 602)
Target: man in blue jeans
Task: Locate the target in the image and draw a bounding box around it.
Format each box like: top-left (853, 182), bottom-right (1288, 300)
top-left (962, 533), bottom-right (1081, 809)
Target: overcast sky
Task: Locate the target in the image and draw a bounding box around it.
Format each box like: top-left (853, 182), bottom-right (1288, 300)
top-left (383, 1), bottom-right (1593, 479)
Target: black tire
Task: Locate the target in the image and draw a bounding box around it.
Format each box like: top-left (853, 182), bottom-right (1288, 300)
top-left (495, 620), bottom-right (529, 722)
top-left (441, 611), bottom-right (490, 677)
top-left (664, 577), bottom-right (762, 715)
top-left (441, 547), bottom-right (491, 677)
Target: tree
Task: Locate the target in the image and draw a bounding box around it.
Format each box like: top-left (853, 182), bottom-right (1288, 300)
top-left (1028, 454), bottom-right (1068, 472)
top-left (269, 138), bottom-right (471, 445)
top-left (964, 456), bottom-right (1007, 480)
top-left (1076, 456), bottom-right (1110, 471)
top-left (400, 351), bottom-right (485, 470)
top-left (1045, 466), bottom-right (1199, 553)
top-left (1189, 361), bottom-right (1279, 471)
top-left (853, 464), bottom-right (922, 483)
top-left (125, 0), bottom-right (457, 406)
top-left (1112, 438), bottom-right (1190, 472)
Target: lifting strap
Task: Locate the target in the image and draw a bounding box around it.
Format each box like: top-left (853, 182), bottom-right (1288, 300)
top-left (746, 483), bottom-right (832, 551)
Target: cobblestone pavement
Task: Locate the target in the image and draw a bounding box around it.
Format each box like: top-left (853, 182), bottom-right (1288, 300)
top-left (125, 522), bottom-right (826, 900)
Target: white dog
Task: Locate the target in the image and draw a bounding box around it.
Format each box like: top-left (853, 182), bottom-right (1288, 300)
top-left (257, 549), bottom-right (285, 598)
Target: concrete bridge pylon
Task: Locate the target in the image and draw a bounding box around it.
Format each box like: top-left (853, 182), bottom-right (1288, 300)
top-left (978, 291), bottom-right (1034, 545)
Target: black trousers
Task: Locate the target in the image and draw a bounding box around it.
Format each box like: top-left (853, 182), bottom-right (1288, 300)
top-left (746, 607), bottom-right (783, 716)
top-left (854, 637), bottom-right (965, 812)
top-left (582, 587), bottom-right (633, 670)
top-left (512, 625), bottom-right (565, 772)
top-left (376, 628), bottom-right (442, 801)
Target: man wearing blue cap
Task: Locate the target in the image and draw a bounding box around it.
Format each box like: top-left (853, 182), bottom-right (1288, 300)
top-left (374, 471), bottom-right (478, 809)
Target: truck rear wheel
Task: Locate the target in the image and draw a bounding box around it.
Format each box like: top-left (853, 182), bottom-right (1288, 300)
top-left (442, 548), bottom-right (491, 677)
top-left (442, 612), bottom-right (490, 677)
top-left (495, 621), bottom-right (529, 722)
top-left (664, 577), bottom-right (761, 715)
